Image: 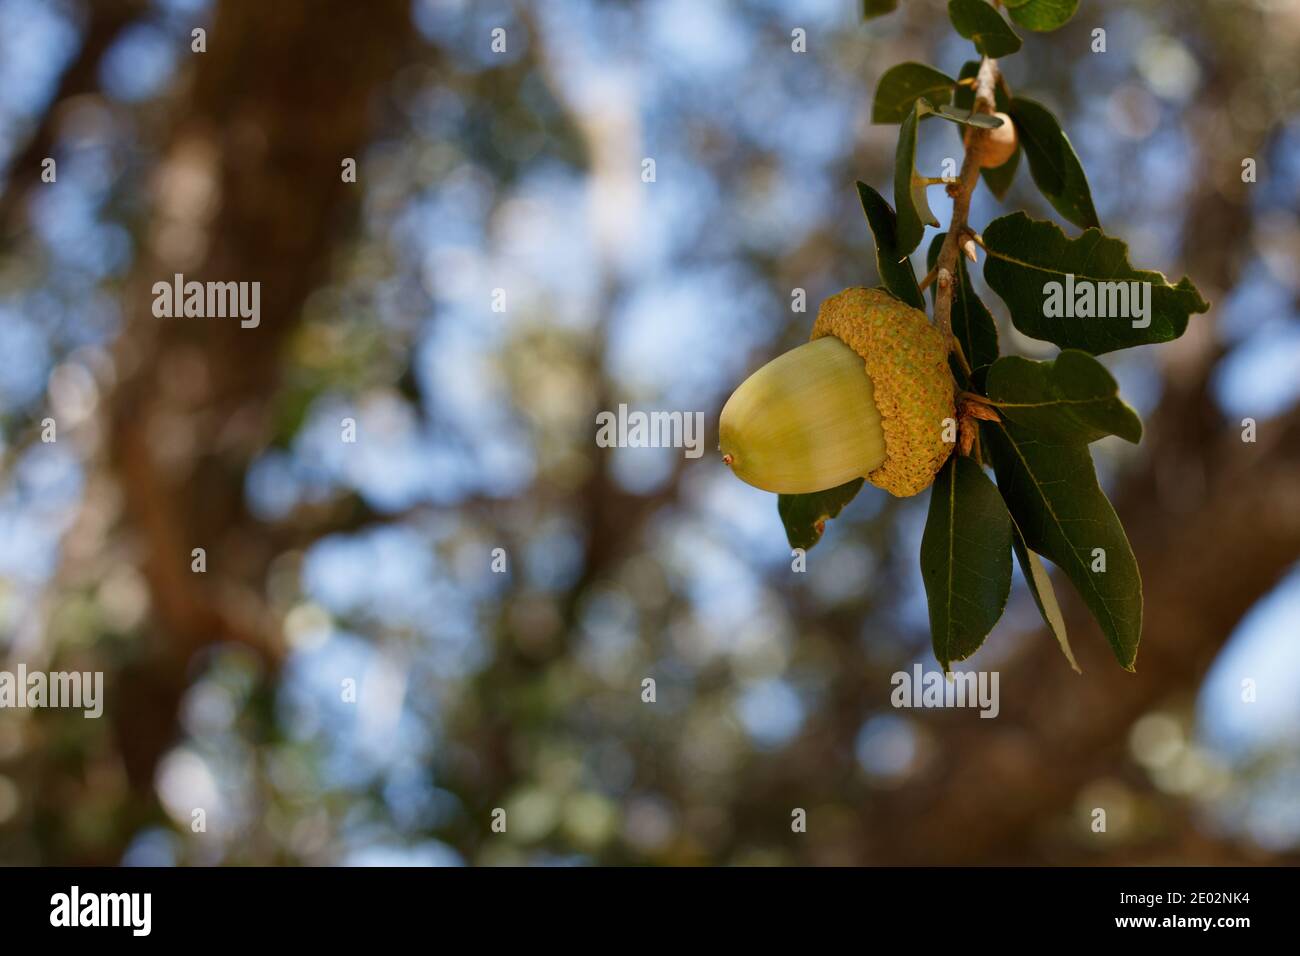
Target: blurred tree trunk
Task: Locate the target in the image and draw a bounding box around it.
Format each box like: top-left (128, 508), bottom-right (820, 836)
top-left (0, 0), bottom-right (149, 238)
top-left (71, 0), bottom-right (410, 861)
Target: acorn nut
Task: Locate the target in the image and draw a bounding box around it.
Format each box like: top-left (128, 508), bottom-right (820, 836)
top-left (720, 288), bottom-right (955, 498)
top-left (968, 111), bottom-right (1017, 169)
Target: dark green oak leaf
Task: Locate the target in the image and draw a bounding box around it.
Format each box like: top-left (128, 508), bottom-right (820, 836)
top-left (948, 0), bottom-right (1022, 57)
top-left (1007, 0), bottom-right (1079, 32)
top-left (779, 478), bottom-right (865, 552)
top-left (920, 455), bottom-right (1013, 671)
top-left (873, 63), bottom-right (955, 123)
top-left (1008, 96), bottom-right (1098, 229)
top-left (985, 350), bottom-right (1142, 444)
top-left (983, 212), bottom-right (1209, 354)
top-left (857, 182), bottom-right (924, 310)
top-left (983, 419), bottom-right (1142, 669)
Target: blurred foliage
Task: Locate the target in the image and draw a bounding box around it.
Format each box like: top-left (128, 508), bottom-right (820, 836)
top-left (0, 0), bottom-right (1297, 866)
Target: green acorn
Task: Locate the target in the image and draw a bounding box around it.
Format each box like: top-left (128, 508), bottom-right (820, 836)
top-left (720, 337), bottom-right (886, 494)
top-left (720, 287), bottom-right (955, 498)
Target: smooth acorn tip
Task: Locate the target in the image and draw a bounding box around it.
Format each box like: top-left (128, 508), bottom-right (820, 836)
top-left (717, 336), bottom-right (887, 495)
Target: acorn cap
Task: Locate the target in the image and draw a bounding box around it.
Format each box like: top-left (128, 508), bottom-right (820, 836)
top-left (813, 287), bottom-right (955, 497)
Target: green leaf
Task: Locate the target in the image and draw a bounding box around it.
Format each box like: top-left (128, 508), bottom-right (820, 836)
top-left (857, 182), bottom-right (925, 310)
top-left (932, 105), bottom-right (1006, 129)
top-left (862, 0), bottom-right (900, 19)
top-left (950, 262), bottom-right (1000, 372)
top-left (948, 0), bottom-right (1022, 58)
top-left (982, 212), bottom-right (1211, 354)
top-left (983, 419), bottom-right (1141, 669)
top-left (873, 63), bottom-right (955, 123)
top-left (980, 143), bottom-right (1020, 198)
top-left (925, 233), bottom-right (943, 271)
top-left (926, 233), bottom-right (1000, 371)
top-left (1007, 0), bottom-right (1079, 32)
top-left (920, 455), bottom-right (1014, 671)
top-left (1008, 96), bottom-right (1098, 229)
top-left (779, 478), bottom-right (864, 552)
top-left (985, 350), bottom-right (1142, 444)
top-left (1010, 523), bottom-right (1080, 673)
top-left (894, 100), bottom-right (938, 255)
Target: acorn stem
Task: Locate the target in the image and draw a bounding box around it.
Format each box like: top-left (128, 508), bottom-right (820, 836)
top-left (933, 56), bottom-right (999, 349)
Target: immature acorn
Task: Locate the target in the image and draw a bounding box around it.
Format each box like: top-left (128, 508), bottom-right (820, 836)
top-left (967, 111), bottom-right (1017, 169)
top-left (720, 287), bottom-right (955, 498)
